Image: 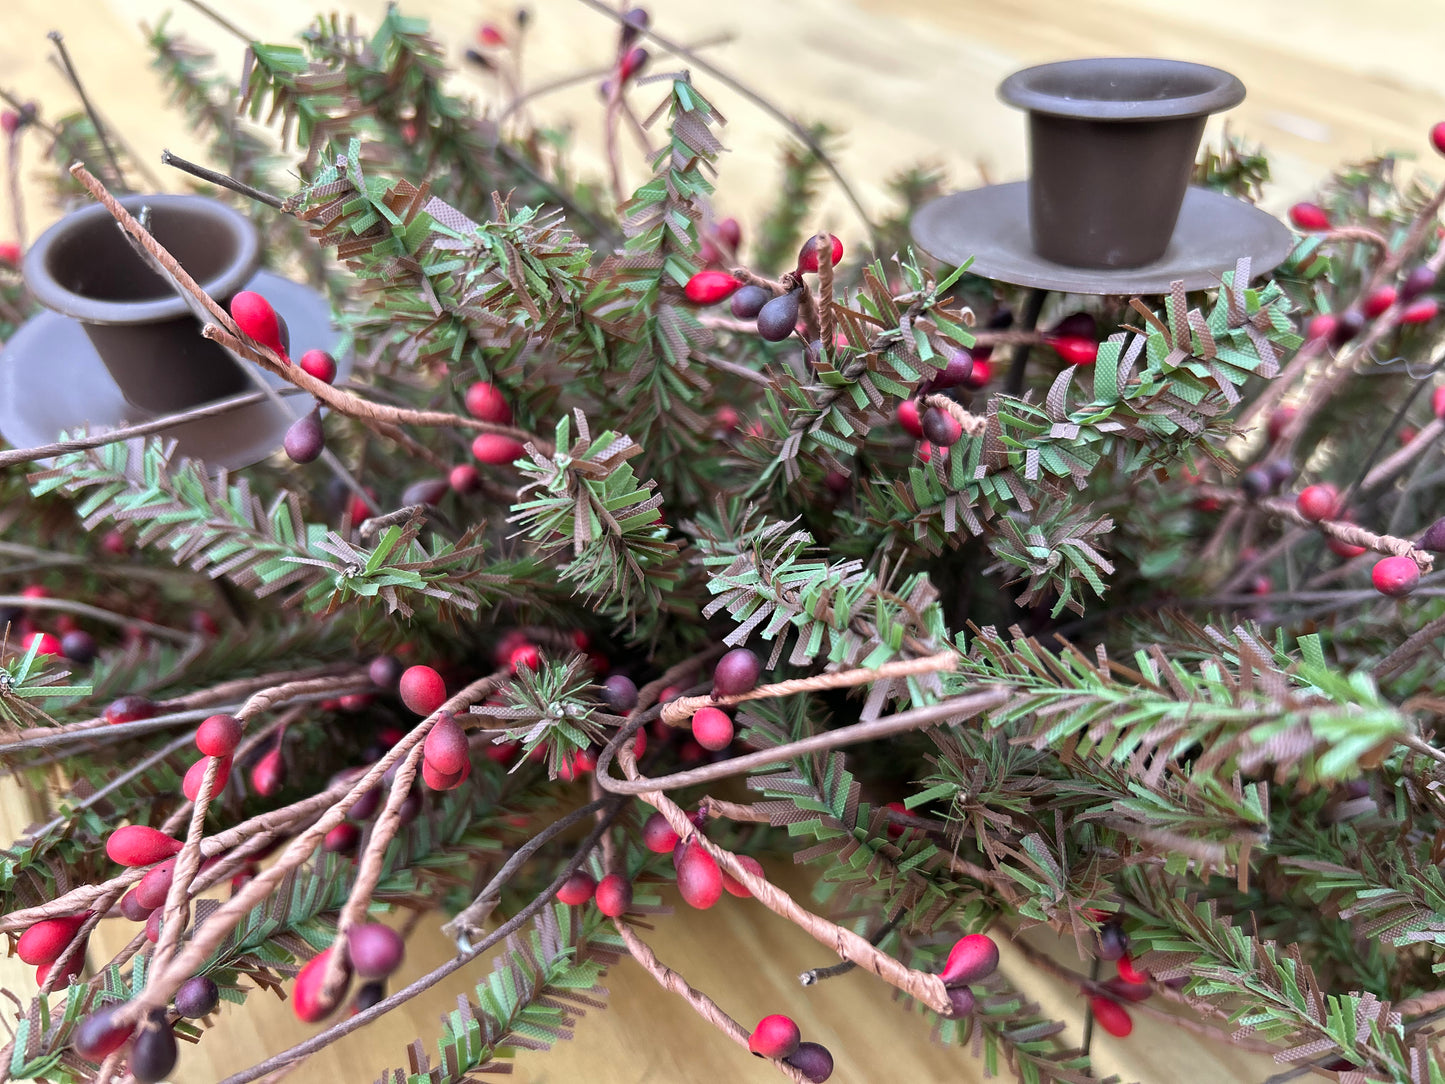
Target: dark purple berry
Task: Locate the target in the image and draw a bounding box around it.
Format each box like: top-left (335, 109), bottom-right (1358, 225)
top-left (1331, 309), bottom-right (1365, 347)
top-left (355, 980), bottom-right (385, 1012)
top-left (1419, 517), bottom-right (1445, 552)
top-left (347, 922), bottom-right (405, 979)
top-left (368, 655), bottom-right (403, 689)
top-left (784, 1041), bottom-right (835, 1082)
top-left (756, 290), bottom-right (801, 342)
top-left (929, 349), bottom-right (974, 390)
top-left (921, 407), bottom-right (963, 446)
top-left (601, 674), bottom-right (638, 713)
top-left (129, 1015), bottom-right (178, 1084)
top-left (73, 1003), bottom-right (134, 1059)
top-left (946, 985), bottom-right (976, 1016)
top-left (730, 284), bottom-right (769, 319)
top-left (1050, 310), bottom-right (1097, 340)
top-left (1240, 467), bottom-right (1273, 500)
top-left (1098, 921), bottom-right (1129, 962)
top-left (284, 408), bottom-right (325, 464)
top-left (712, 647), bottom-right (762, 696)
top-left (401, 478), bottom-right (450, 507)
top-left (60, 630), bottom-right (97, 665)
top-left (1262, 458), bottom-right (1294, 489)
top-left (1401, 265), bottom-right (1437, 302)
top-left (174, 975), bottom-right (220, 1018)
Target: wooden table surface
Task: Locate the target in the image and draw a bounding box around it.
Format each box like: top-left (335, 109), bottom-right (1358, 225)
top-left (3, 0), bottom-right (1442, 1080)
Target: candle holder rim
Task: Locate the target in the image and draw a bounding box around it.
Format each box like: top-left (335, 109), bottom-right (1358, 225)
top-left (21, 193), bottom-right (259, 326)
top-left (998, 57), bottom-right (1245, 122)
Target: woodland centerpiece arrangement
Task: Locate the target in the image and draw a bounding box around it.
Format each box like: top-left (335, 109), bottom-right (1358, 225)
top-left (1, 5), bottom-right (1445, 1083)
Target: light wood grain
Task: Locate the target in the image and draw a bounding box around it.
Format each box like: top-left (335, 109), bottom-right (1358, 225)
top-left (2, 0), bottom-right (1437, 1080)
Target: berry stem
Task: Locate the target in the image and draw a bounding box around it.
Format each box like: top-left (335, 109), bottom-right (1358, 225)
top-left (160, 149), bottom-right (286, 211)
top-left (46, 31), bottom-right (127, 189)
top-left (799, 911), bottom-right (902, 985)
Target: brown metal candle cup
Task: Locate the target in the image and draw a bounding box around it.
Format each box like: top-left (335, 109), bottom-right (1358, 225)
top-left (998, 58), bottom-right (1245, 269)
top-left (22, 194), bottom-right (260, 413)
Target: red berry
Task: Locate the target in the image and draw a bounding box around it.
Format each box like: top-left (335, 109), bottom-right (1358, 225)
top-left (423, 715), bottom-right (470, 775)
top-left (796, 233), bottom-right (844, 273)
top-left (748, 1014), bottom-right (801, 1059)
top-left (477, 23), bottom-right (505, 46)
top-left (676, 841), bottom-right (724, 909)
top-left (421, 756), bottom-right (471, 791)
top-left (1372, 555), bottom-right (1420, 597)
top-left (712, 647), bottom-right (762, 697)
top-left (1328, 535), bottom-right (1368, 559)
top-left (619, 46), bottom-right (649, 81)
top-left (507, 643), bottom-right (541, 675)
top-left (0, 241), bottom-right (21, 267)
top-left (1295, 484), bottom-right (1339, 522)
top-left (298, 349), bottom-right (337, 383)
top-left (449, 463), bottom-right (481, 493)
top-left (785, 1042), bottom-right (835, 1083)
top-left (1435, 386), bottom-right (1445, 420)
top-left (1103, 976), bottom-right (1153, 1003)
top-left (37, 954), bottom-right (85, 988)
top-left (74, 1003), bottom-right (134, 1059)
top-left (347, 923), bottom-right (405, 979)
top-left (135, 860), bottom-right (175, 911)
top-left (557, 871), bottom-right (597, 906)
top-left (1304, 314), bottom-right (1337, 342)
top-left (1089, 995), bottom-right (1134, 1038)
top-left (897, 399), bottom-right (924, 438)
top-left (962, 356), bottom-right (991, 389)
top-left (0, 111), bottom-right (19, 136)
top-left (16, 914), bottom-right (88, 966)
top-left (251, 747), bottom-right (285, 796)
top-left (940, 933), bottom-right (1000, 986)
top-left (1288, 202), bottom-right (1330, 231)
top-left (1050, 335), bottom-right (1098, 366)
top-left (22, 631), bottom-right (61, 656)
top-left (641, 812), bottom-right (680, 854)
top-left (229, 291), bottom-right (287, 358)
top-left (463, 382), bottom-right (512, 424)
top-left (1403, 298), bottom-right (1439, 325)
top-left (324, 822), bottom-right (360, 853)
top-left (292, 948), bottom-right (348, 1023)
top-left (398, 665), bottom-right (447, 716)
top-left (106, 826), bottom-right (183, 868)
top-left (716, 217), bottom-right (742, 249)
top-left (1364, 286), bottom-right (1397, 319)
top-left (1432, 122), bottom-right (1445, 156)
top-left (683, 270), bottom-right (742, 305)
top-left (1115, 953), bottom-right (1148, 985)
top-left (690, 706), bottom-right (733, 751)
top-left (183, 755), bottom-right (231, 801)
top-left (720, 854), bottom-right (764, 898)
top-left (471, 433), bottom-right (526, 465)
top-left (595, 873), bottom-right (633, 917)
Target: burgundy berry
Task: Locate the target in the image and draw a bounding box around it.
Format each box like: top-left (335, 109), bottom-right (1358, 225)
top-left (1401, 265), bottom-right (1438, 302)
top-left (60, 630), bottom-right (97, 664)
top-left (1418, 516), bottom-right (1445, 552)
top-left (946, 985), bottom-right (976, 1016)
top-left (929, 349), bottom-right (974, 390)
top-left (347, 923), bottom-right (406, 979)
top-left (1331, 309), bottom-right (1365, 347)
top-left (74, 1003), bottom-right (134, 1059)
top-left (601, 673), bottom-right (639, 713)
top-left (921, 407), bottom-right (963, 447)
top-left (716, 216), bottom-right (742, 249)
top-left (284, 408), bottom-right (325, 464)
top-left (174, 975), bottom-right (220, 1018)
top-left (796, 233), bottom-right (844, 273)
top-left (104, 694), bottom-right (156, 726)
top-left (730, 284), bottom-right (770, 319)
top-left (251, 747), bottom-right (285, 796)
top-left (755, 290), bottom-right (801, 342)
top-left (368, 655), bottom-right (403, 689)
top-left (712, 647), bottom-right (762, 696)
top-left (1239, 467), bottom-right (1273, 500)
top-left (748, 1014), bottom-right (801, 1059)
top-left (785, 1042), bottom-right (834, 1082)
top-left (401, 478), bottom-right (449, 507)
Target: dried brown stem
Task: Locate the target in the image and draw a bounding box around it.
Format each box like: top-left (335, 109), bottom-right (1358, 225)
top-left (147, 754), bottom-right (223, 977)
top-left (177, 0), bottom-right (256, 42)
top-left (5, 129), bottom-right (25, 248)
top-left (1363, 416), bottom-right (1445, 491)
top-left (1196, 485), bottom-right (1433, 571)
top-left (0, 391), bottom-right (268, 468)
top-left (47, 32), bottom-right (125, 186)
top-left (1374, 611), bottom-right (1445, 681)
top-left (614, 920), bottom-right (810, 1082)
top-left (160, 149), bottom-right (284, 210)
top-left (0, 594), bottom-right (192, 643)
top-left (601, 688), bottom-right (1008, 796)
top-left (660, 651), bottom-right (958, 726)
top-left (616, 741), bottom-right (956, 1016)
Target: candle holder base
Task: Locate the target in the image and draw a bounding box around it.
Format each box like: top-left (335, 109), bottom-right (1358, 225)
top-left (911, 181), bottom-right (1293, 295)
top-left (0, 270), bottom-right (345, 471)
